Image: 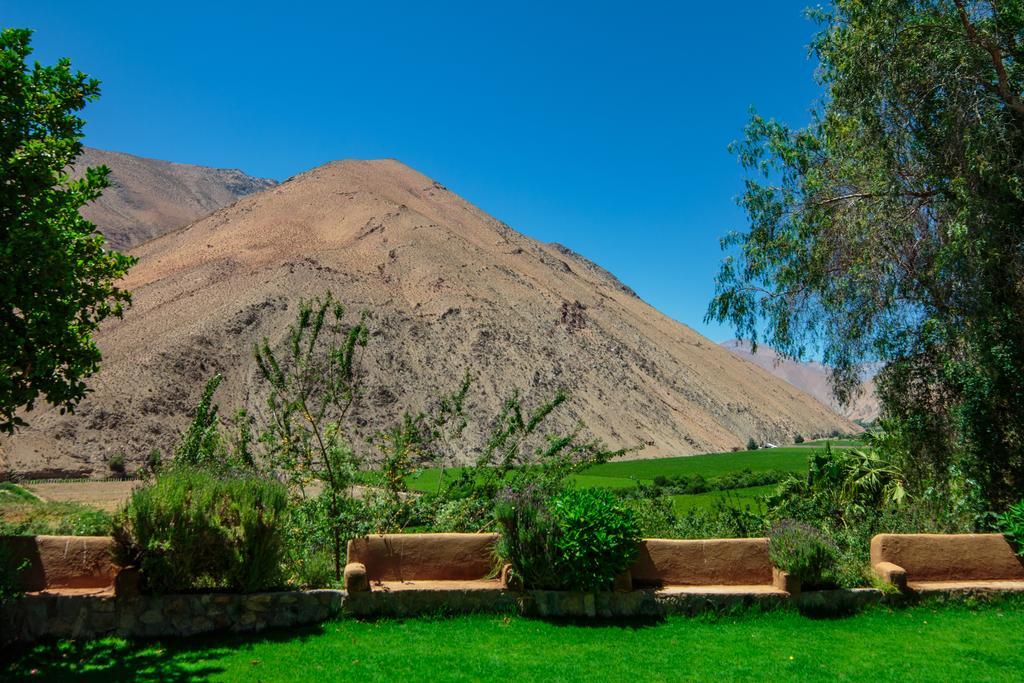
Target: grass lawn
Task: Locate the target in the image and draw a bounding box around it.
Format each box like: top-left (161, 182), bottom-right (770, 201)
top-left (4, 602), bottom-right (1023, 682)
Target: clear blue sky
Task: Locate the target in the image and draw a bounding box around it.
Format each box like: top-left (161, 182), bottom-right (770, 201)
top-left (7, 1), bottom-right (824, 342)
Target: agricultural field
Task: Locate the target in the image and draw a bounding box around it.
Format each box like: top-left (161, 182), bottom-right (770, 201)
top-left (4, 601), bottom-right (1023, 682)
top-left (397, 442), bottom-right (855, 512)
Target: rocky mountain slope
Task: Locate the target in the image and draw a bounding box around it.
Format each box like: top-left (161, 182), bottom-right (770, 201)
top-left (74, 147), bottom-right (277, 250)
top-left (720, 340), bottom-right (880, 423)
top-left (4, 159), bottom-right (855, 477)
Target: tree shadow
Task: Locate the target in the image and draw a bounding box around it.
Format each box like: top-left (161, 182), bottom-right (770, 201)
top-left (0, 623), bottom-right (330, 682)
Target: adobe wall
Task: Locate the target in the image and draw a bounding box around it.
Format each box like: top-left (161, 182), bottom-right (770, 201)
top-left (630, 538), bottom-right (774, 586)
top-left (871, 534), bottom-right (1024, 582)
top-left (1, 535), bottom-right (118, 591)
top-left (347, 533), bottom-right (500, 582)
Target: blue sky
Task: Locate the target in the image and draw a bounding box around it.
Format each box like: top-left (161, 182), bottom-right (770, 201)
top-left (7, 1), bottom-right (824, 342)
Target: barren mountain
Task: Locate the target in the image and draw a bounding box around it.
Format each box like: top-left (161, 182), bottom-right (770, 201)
top-left (720, 340), bottom-right (880, 423)
top-left (3, 159), bottom-right (855, 477)
top-left (74, 147), bottom-right (277, 250)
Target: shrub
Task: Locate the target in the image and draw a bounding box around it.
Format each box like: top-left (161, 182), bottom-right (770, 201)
top-left (549, 489), bottom-right (640, 592)
top-left (494, 487), bottom-right (563, 590)
top-left (999, 500), bottom-right (1024, 555)
top-left (768, 519), bottom-right (839, 589)
top-left (113, 467), bottom-right (288, 593)
top-left (746, 438), bottom-right (758, 451)
top-left (145, 448), bottom-right (162, 474)
top-left (794, 434), bottom-right (804, 444)
top-left (108, 453), bottom-right (126, 475)
top-left (496, 487), bottom-right (640, 592)
top-left (0, 544), bottom-right (25, 605)
top-left (672, 500), bottom-right (768, 539)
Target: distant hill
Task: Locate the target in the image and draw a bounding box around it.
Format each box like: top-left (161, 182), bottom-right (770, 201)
top-left (720, 339), bottom-right (880, 423)
top-left (4, 158), bottom-right (856, 477)
top-left (73, 147), bottom-right (277, 250)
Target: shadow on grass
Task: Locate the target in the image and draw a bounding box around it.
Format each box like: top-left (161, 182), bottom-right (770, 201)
top-left (0, 623), bottom-right (329, 683)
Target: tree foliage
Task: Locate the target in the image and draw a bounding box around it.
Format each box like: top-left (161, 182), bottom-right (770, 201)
top-left (707, 2), bottom-right (1024, 505)
top-left (0, 28), bottom-right (135, 432)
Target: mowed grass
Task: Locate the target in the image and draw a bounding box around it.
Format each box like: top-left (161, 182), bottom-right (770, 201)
top-left (5, 602), bottom-right (1023, 682)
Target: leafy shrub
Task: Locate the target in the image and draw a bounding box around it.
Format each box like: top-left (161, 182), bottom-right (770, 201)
top-left (672, 499), bottom-right (768, 539)
top-left (108, 453), bottom-right (126, 475)
top-left (0, 544), bottom-right (25, 605)
top-left (496, 487), bottom-right (640, 592)
top-left (494, 487), bottom-right (563, 590)
top-left (113, 467), bottom-right (288, 593)
top-left (621, 495), bottom-right (676, 538)
top-left (746, 438), bottom-right (759, 451)
top-left (283, 494), bottom-right (367, 588)
top-left (794, 434), bottom-right (804, 444)
top-left (999, 500), bottom-right (1024, 555)
top-left (549, 489), bottom-right (640, 592)
top-left (768, 519), bottom-right (839, 589)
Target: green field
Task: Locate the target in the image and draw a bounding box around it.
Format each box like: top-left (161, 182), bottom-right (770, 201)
top-left (4, 601), bottom-right (1022, 682)
top-left (669, 485), bottom-right (776, 513)
top-left (380, 444), bottom-right (850, 511)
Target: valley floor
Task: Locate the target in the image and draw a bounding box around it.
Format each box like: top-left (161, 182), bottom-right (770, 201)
top-left (3, 600), bottom-right (1022, 682)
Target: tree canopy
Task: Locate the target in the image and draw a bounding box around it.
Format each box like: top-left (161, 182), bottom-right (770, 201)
top-left (0, 28), bottom-right (135, 433)
top-left (707, 1), bottom-right (1024, 505)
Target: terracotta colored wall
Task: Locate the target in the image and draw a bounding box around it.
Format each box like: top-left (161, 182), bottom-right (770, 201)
top-left (0, 535), bottom-right (118, 591)
top-left (629, 538), bottom-right (774, 586)
top-left (347, 533), bottom-right (499, 582)
top-left (871, 533), bottom-right (1024, 582)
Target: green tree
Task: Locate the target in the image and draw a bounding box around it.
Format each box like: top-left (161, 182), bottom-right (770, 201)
top-left (0, 28), bottom-right (135, 432)
top-left (254, 292), bottom-right (369, 580)
top-left (707, 2), bottom-right (1024, 505)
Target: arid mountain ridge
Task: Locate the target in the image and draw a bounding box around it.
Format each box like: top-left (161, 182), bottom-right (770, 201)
top-left (75, 147), bottom-right (277, 251)
top-left (720, 339), bottom-right (881, 423)
top-left (3, 152), bottom-right (856, 477)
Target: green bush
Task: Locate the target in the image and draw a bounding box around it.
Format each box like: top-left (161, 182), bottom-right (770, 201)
top-left (794, 434), bottom-right (804, 444)
top-left (0, 543), bottom-right (25, 605)
top-left (746, 438), bottom-right (759, 451)
top-left (550, 488), bottom-right (640, 591)
top-left (496, 487), bottom-right (639, 592)
top-left (999, 500), bottom-right (1024, 555)
top-left (112, 467), bottom-right (288, 593)
top-left (108, 453), bottom-right (126, 475)
top-left (768, 519), bottom-right (839, 589)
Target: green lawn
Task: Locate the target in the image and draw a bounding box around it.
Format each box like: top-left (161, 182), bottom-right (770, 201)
top-left (4, 602), bottom-right (1023, 681)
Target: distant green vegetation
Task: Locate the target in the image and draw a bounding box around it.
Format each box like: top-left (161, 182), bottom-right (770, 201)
top-left (385, 445), bottom-right (855, 515)
top-left (669, 485), bottom-right (776, 514)
top-left (396, 445), bottom-right (853, 495)
top-left (0, 483), bottom-right (111, 536)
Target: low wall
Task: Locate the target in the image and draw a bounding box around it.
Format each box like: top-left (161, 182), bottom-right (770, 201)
top-left (1, 590), bottom-right (344, 644)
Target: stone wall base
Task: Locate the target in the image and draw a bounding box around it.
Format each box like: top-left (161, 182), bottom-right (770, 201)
top-left (9, 585), bottom-right (1005, 645)
top-left (1, 590), bottom-right (343, 645)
